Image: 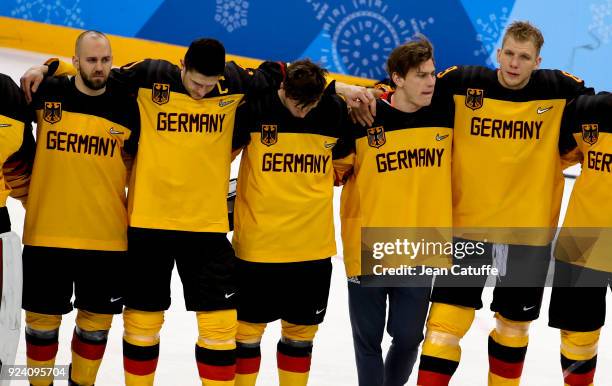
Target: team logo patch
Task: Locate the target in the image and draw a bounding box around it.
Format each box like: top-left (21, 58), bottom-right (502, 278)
top-left (152, 83), bottom-right (170, 105)
top-left (582, 123), bottom-right (599, 145)
top-left (261, 124), bottom-right (278, 146)
top-left (43, 102), bottom-right (62, 124)
top-left (218, 99), bottom-right (235, 107)
top-left (465, 88), bottom-right (484, 110)
top-left (367, 126), bottom-right (386, 148)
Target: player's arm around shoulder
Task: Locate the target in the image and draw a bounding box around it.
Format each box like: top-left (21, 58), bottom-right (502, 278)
top-left (19, 57), bottom-right (77, 103)
top-left (332, 97), bottom-right (357, 186)
top-left (559, 97), bottom-right (582, 169)
top-left (225, 60), bottom-right (286, 95)
top-left (549, 69), bottom-right (595, 98)
top-left (231, 99), bottom-right (256, 160)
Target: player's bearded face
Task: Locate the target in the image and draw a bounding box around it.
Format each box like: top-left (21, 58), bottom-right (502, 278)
top-left (496, 36), bottom-right (541, 90)
top-left (74, 36), bottom-right (112, 91)
top-left (393, 59), bottom-right (436, 111)
top-left (79, 64), bottom-right (108, 90)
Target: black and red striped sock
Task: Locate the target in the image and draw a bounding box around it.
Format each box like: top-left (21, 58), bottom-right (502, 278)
top-left (277, 340), bottom-right (312, 386)
top-left (562, 353), bottom-right (597, 386)
top-left (195, 344), bottom-right (236, 385)
top-left (123, 339), bottom-right (159, 385)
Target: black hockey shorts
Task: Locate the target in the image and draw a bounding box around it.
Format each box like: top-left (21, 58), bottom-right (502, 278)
top-left (236, 257), bottom-right (332, 326)
top-left (432, 239), bottom-right (552, 322)
top-left (22, 246), bottom-right (126, 315)
top-left (549, 259), bottom-right (611, 332)
top-left (125, 227), bottom-right (237, 312)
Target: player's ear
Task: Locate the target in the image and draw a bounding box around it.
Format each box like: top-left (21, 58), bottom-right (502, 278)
top-left (535, 55), bottom-right (542, 70)
top-left (391, 72), bottom-right (404, 88)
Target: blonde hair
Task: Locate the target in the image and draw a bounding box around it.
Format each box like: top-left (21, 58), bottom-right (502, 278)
top-left (502, 21), bottom-right (544, 54)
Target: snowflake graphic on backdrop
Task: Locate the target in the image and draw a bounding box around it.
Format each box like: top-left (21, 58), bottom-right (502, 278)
top-left (473, 7), bottom-right (510, 66)
top-left (306, 0), bottom-right (434, 78)
top-left (10, 0), bottom-right (84, 27)
top-left (589, 0), bottom-right (612, 44)
top-left (214, 0), bottom-right (249, 33)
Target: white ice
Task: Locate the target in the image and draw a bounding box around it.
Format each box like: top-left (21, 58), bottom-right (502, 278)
top-left (1, 47), bottom-right (611, 385)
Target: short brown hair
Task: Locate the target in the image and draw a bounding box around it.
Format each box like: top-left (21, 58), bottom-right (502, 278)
top-left (386, 37), bottom-right (434, 82)
top-left (283, 59), bottom-right (328, 108)
top-left (502, 21), bottom-right (544, 54)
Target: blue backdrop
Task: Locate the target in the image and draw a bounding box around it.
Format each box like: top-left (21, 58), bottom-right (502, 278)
top-left (1, 0), bottom-right (609, 89)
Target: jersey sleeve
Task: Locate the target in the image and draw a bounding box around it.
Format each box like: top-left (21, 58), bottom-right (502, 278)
top-left (232, 100), bottom-right (254, 153)
top-left (45, 58), bottom-right (77, 77)
top-left (121, 95), bottom-right (141, 156)
top-left (555, 70), bottom-right (595, 100)
top-left (109, 59), bottom-right (153, 92)
top-left (0, 74), bottom-right (35, 204)
top-left (435, 65), bottom-right (463, 98)
top-left (225, 61), bottom-right (286, 96)
top-left (558, 97), bottom-right (581, 168)
top-left (332, 100), bottom-right (356, 185)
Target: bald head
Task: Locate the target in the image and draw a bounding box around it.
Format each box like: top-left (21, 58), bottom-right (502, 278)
top-left (72, 30), bottom-right (112, 95)
top-left (75, 30), bottom-right (110, 56)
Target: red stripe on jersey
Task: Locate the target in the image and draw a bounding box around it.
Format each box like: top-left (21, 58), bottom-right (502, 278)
top-left (26, 341), bottom-right (59, 362)
top-left (71, 332), bottom-right (106, 360)
top-left (123, 357), bottom-right (158, 376)
top-left (196, 362), bottom-right (236, 381)
top-left (276, 352), bottom-right (311, 373)
top-left (489, 356), bottom-right (524, 379)
top-left (416, 369), bottom-right (453, 386)
top-left (236, 356), bottom-right (261, 374)
top-left (564, 368), bottom-right (596, 386)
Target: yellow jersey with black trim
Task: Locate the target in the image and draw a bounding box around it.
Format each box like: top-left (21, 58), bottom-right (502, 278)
top-left (24, 76), bottom-right (138, 251)
top-left (437, 66), bottom-right (592, 245)
top-left (232, 85), bottom-right (350, 263)
top-left (108, 59), bottom-right (283, 232)
top-left (340, 94), bottom-right (454, 277)
top-left (556, 93), bottom-right (612, 271)
top-left (0, 73), bottom-right (34, 207)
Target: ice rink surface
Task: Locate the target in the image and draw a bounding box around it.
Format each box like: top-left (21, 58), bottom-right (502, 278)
top-left (1, 47), bottom-right (611, 385)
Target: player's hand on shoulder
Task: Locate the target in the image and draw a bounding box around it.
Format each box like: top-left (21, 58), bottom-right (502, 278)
top-left (335, 82), bottom-right (377, 127)
top-left (20, 65), bottom-right (48, 103)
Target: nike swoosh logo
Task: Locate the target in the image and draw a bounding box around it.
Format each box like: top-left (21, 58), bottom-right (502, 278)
top-left (109, 127), bottom-right (124, 135)
top-left (436, 134), bottom-right (449, 141)
top-left (315, 308), bottom-right (326, 315)
top-left (324, 142), bottom-right (336, 149)
top-left (110, 297), bottom-right (122, 303)
top-left (225, 292), bottom-right (236, 299)
top-left (0, 123), bottom-right (12, 128)
top-left (537, 106), bottom-right (553, 114)
top-left (522, 305), bottom-right (536, 311)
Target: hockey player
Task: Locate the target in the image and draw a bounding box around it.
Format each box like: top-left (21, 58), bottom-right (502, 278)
top-left (22, 38), bottom-right (372, 386)
top-left (549, 92), bottom-right (612, 386)
top-left (230, 59), bottom-right (357, 386)
top-left (21, 38), bottom-right (286, 386)
top-left (0, 73), bottom-right (35, 384)
top-left (20, 31), bottom-right (139, 386)
top-left (415, 21), bottom-right (594, 386)
top-left (338, 38), bottom-right (454, 386)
